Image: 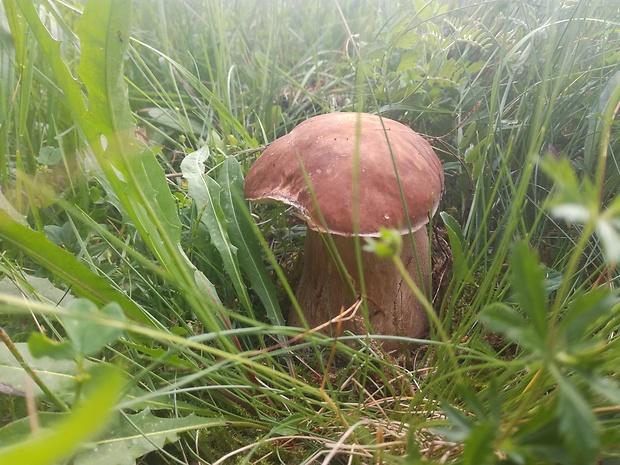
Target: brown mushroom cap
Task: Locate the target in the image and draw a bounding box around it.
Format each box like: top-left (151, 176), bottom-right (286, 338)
top-left (244, 112), bottom-right (444, 237)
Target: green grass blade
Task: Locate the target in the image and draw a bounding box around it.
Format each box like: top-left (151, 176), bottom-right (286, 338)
top-left (75, 1), bottom-right (228, 331)
top-left (13, 0), bottom-right (85, 121)
top-left (509, 241), bottom-right (549, 341)
top-left (0, 210), bottom-right (153, 325)
top-left (74, 1), bottom-right (181, 269)
top-left (0, 364), bottom-right (124, 465)
top-left (14, 0), bottom-right (226, 332)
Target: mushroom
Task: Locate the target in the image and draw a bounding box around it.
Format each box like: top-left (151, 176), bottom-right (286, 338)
top-left (244, 112), bottom-right (444, 351)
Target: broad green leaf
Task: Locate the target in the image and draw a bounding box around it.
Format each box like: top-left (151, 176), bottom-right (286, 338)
top-left (0, 342), bottom-right (84, 401)
top-left (458, 121), bottom-right (478, 150)
top-left (28, 332), bottom-right (76, 361)
top-left (44, 222), bottom-right (79, 248)
top-left (0, 274), bottom-right (74, 307)
top-left (0, 413), bottom-right (64, 447)
top-left (559, 287), bottom-right (618, 343)
top-left (553, 368), bottom-right (600, 465)
top-left (14, 0), bottom-right (85, 120)
top-left (480, 303), bottom-right (545, 353)
top-left (9, 0), bottom-right (225, 331)
top-left (61, 299), bottom-right (125, 357)
top-left (181, 147), bottom-right (252, 315)
top-left (463, 423), bottom-right (496, 465)
top-left (509, 241), bottom-right (548, 341)
top-left (76, 0), bottom-right (134, 133)
top-left (219, 156), bottom-right (285, 326)
top-left (0, 210), bottom-right (152, 325)
top-left (37, 146), bottom-right (62, 165)
top-left (76, 1), bottom-right (183, 266)
top-left (16, 0), bottom-right (220, 328)
top-left (3, 0), bottom-right (27, 67)
top-left (72, 408), bottom-right (232, 465)
top-left (512, 405), bottom-right (572, 464)
top-left (192, 266), bottom-right (225, 310)
top-left (544, 267), bottom-right (563, 294)
top-left (464, 134), bottom-right (491, 179)
top-left (0, 364), bottom-right (124, 465)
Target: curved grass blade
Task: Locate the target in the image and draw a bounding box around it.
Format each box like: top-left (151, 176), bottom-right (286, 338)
top-left (0, 364), bottom-right (124, 465)
top-left (0, 210), bottom-right (152, 325)
top-left (14, 0), bottom-right (227, 334)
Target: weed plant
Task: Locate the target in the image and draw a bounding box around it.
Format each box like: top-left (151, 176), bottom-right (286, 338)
top-left (0, 0), bottom-right (619, 464)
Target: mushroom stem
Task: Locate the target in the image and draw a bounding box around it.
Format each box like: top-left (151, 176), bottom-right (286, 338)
top-left (288, 228), bottom-right (431, 351)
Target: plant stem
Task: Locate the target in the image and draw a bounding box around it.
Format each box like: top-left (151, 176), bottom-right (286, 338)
top-left (0, 328), bottom-right (69, 412)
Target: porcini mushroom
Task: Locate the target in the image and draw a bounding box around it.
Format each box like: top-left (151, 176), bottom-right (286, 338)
top-left (244, 112), bottom-right (444, 351)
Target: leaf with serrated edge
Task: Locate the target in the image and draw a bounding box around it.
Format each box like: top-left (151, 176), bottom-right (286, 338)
top-left (219, 156), bottom-right (285, 326)
top-left (181, 148), bottom-right (252, 315)
top-left (480, 303), bottom-right (545, 353)
top-left (72, 408), bottom-right (231, 465)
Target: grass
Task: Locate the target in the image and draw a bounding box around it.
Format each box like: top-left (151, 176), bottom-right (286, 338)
top-left (0, 0), bottom-right (619, 463)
